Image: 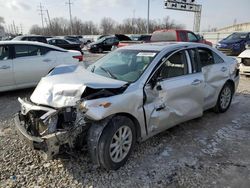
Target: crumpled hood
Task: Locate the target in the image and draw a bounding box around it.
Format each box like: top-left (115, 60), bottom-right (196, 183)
top-left (30, 65), bottom-right (127, 108)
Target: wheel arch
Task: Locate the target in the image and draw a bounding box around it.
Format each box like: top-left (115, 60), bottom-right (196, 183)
top-left (114, 112), bottom-right (142, 141)
top-left (225, 79), bottom-right (235, 94)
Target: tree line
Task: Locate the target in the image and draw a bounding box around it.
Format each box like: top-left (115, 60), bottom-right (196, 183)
top-left (30, 16), bottom-right (184, 36)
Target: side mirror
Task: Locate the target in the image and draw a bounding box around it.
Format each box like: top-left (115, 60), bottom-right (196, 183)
top-left (149, 76), bottom-right (162, 89)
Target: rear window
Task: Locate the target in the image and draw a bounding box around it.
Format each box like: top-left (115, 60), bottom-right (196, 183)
top-left (151, 31), bottom-right (177, 42)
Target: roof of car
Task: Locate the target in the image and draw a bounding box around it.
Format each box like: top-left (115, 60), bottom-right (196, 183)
top-left (0, 41), bottom-right (67, 51)
top-left (121, 42), bottom-right (209, 51)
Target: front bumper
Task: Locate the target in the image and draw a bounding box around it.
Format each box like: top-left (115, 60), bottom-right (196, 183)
top-left (240, 65), bottom-right (250, 75)
top-left (217, 47), bottom-right (239, 56)
top-left (14, 112), bottom-right (71, 160)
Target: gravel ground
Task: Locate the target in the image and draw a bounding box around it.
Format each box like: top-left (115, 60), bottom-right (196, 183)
top-left (0, 54), bottom-right (250, 187)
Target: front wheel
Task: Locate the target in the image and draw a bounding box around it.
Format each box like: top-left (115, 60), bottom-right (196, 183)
top-left (214, 83), bottom-right (233, 113)
top-left (97, 116), bottom-right (136, 170)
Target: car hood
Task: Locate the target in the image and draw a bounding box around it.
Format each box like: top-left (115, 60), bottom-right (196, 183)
top-left (220, 38), bottom-right (244, 45)
top-left (239, 49), bottom-right (250, 58)
top-left (30, 65), bottom-right (127, 108)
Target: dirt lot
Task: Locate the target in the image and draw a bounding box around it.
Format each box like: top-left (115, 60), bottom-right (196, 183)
top-left (0, 54), bottom-right (250, 187)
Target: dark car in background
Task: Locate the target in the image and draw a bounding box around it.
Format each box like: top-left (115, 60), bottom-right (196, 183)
top-left (47, 38), bottom-right (83, 54)
top-left (12, 35), bottom-right (48, 43)
top-left (87, 34), bottom-right (131, 53)
top-left (216, 32), bottom-right (250, 56)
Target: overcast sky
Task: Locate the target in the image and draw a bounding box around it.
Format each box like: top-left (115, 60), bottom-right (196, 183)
top-left (0, 0), bottom-right (249, 33)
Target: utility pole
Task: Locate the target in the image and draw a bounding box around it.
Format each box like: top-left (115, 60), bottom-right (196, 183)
top-left (20, 24), bottom-right (23, 34)
top-left (66, 0), bottom-right (73, 35)
top-left (38, 3), bottom-right (45, 33)
top-left (147, 0), bottom-right (150, 34)
top-left (12, 21), bottom-right (17, 34)
top-left (46, 9), bottom-right (52, 34)
top-left (46, 9), bottom-right (52, 28)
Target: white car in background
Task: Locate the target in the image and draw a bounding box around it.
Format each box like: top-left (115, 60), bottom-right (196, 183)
top-left (238, 44), bottom-right (250, 76)
top-left (0, 41), bottom-right (83, 92)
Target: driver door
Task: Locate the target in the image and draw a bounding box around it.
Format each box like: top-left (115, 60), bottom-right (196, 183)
top-left (143, 50), bottom-right (204, 136)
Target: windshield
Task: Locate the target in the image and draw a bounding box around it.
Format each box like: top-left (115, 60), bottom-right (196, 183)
top-left (226, 33), bottom-right (248, 40)
top-left (87, 49), bottom-right (158, 82)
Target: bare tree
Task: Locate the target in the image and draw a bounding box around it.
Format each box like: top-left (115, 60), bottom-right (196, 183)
top-left (100, 17), bottom-right (116, 34)
top-left (30, 25), bottom-right (43, 35)
top-left (29, 16), bottom-right (184, 36)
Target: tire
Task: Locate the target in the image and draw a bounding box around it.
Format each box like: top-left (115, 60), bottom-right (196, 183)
top-left (98, 48), bottom-right (103, 53)
top-left (214, 83), bottom-right (233, 113)
top-left (97, 116), bottom-right (136, 170)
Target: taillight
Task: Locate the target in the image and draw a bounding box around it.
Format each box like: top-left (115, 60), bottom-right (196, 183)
top-left (73, 55), bottom-right (83, 62)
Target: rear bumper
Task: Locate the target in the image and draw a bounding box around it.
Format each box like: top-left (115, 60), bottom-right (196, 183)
top-left (14, 113), bottom-right (70, 160)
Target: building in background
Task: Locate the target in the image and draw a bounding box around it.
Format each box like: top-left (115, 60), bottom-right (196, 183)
top-left (217, 22), bottom-right (250, 33)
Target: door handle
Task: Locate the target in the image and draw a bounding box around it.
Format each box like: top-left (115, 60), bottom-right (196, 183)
top-left (221, 67), bottom-right (227, 72)
top-left (191, 79), bottom-right (202, 86)
top-left (43, 59), bottom-right (52, 62)
top-left (0, 65), bottom-right (10, 69)
top-left (156, 104), bottom-right (166, 111)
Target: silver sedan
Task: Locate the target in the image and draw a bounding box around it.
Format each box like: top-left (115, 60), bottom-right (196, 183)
top-left (14, 42), bottom-right (239, 170)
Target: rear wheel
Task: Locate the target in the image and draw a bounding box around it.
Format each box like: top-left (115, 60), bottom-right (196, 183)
top-left (214, 83), bottom-right (233, 113)
top-left (97, 116), bottom-right (136, 170)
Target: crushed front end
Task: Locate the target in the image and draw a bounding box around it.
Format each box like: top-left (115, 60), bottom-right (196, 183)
top-left (14, 98), bottom-right (87, 160)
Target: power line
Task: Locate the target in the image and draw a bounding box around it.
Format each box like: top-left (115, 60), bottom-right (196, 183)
top-left (66, 0), bottom-right (73, 34)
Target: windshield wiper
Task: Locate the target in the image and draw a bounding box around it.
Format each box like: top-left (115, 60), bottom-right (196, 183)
top-left (99, 66), bottom-right (117, 79)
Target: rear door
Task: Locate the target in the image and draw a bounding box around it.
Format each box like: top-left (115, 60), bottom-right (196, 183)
top-left (143, 49), bottom-right (204, 136)
top-left (13, 44), bottom-right (55, 86)
top-left (103, 38), bottom-right (115, 51)
top-left (197, 47), bottom-right (230, 110)
top-left (0, 45), bottom-right (15, 88)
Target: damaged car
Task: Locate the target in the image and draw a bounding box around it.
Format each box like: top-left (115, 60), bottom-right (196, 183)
top-left (14, 42), bottom-right (239, 170)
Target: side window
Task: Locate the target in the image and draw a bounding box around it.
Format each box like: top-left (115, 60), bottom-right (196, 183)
top-left (29, 37), bottom-right (38, 42)
top-left (179, 31), bottom-right (187, 41)
top-left (0, 45), bottom-right (10, 60)
top-left (105, 38), bottom-right (114, 45)
top-left (158, 50), bottom-right (188, 79)
top-left (213, 52), bottom-right (224, 64)
top-left (15, 45), bottom-right (41, 58)
top-left (198, 48), bottom-right (214, 67)
top-left (57, 39), bottom-right (68, 45)
top-left (187, 32), bottom-right (198, 42)
top-left (188, 48), bottom-right (201, 73)
top-left (40, 47), bottom-right (51, 55)
top-left (15, 45), bottom-right (29, 58)
top-left (48, 39), bottom-right (56, 44)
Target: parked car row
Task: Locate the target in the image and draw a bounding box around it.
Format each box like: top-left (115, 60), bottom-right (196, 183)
top-left (0, 41), bottom-right (83, 92)
top-left (10, 35), bottom-right (95, 54)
